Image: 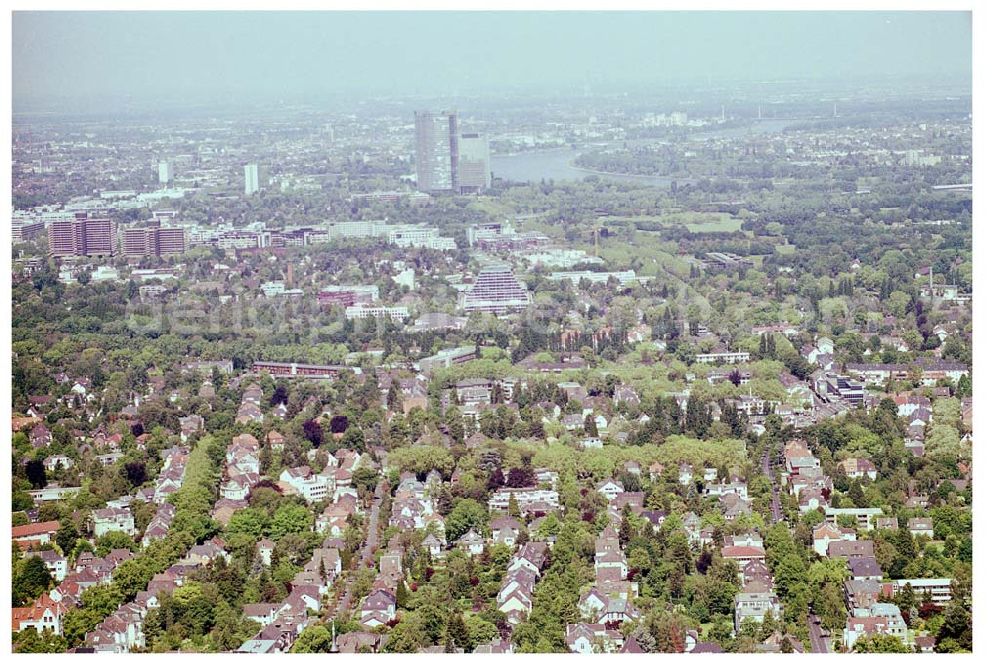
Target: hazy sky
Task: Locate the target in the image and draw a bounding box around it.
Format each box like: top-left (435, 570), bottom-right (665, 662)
top-left (13, 11), bottom-right (971, 106)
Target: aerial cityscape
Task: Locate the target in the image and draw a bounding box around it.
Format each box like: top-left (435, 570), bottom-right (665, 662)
top-left (8, 9), bottom-right (974, 655)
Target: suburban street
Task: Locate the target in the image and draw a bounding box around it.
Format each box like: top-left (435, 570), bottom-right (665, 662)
top-left (761, 448), bottom-right (784, 524)
top-left (808, 613), bottom-right (830, 653)
top-left (327, 480), bottom-right (387, 619)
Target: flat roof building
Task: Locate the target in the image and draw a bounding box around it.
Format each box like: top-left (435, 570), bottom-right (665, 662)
top-left (244, 163), bottom-right (260, 195)
top-left (318, 285), bottom-right (380, 307)
top-left (415, 111), bottom-right (459, 193)
top-left (12, 219), bottom-right (45, 244)
top-left (122, 223), bottom-right (187, 258)
top-left (158, 160), bottom-right (175, 184)
top-left (462, 265), bottom-right (531, 315)
top-left (344, 304), bottom-right (410, 322)
top-left (48, 216), bottom-right (117, 258)
top-left (457, 132), bottom-right (491, 193)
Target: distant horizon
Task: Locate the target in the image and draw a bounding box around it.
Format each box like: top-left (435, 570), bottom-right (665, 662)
top-left (13, 11), bottom-right (971, 113)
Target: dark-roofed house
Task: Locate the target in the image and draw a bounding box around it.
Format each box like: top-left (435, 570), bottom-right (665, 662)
top-left (848, 556), bottom-right (883, 582)
top-left (827, 540), bottom-right (875, 559)
top-left (690, 642), bottom-right (725, 653)
top-left (908, 517), bottom-right (934, 537)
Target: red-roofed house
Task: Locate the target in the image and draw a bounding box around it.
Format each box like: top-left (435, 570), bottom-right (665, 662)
top-left (12, 521), bottom-right (61, 546)
top-left (721, 545), bottom-right (767, 566)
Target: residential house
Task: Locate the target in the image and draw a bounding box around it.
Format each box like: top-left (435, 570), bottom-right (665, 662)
top-left (12, 597), bottom-right (67, 636)
top-left (92, 507), bottom-right (136, 537)
top-left (843, 616), bottom-right (895, 650)
top-left (39, 550), bottom-right (69, 582)
top-left (734, 590), bottom-right (782, 632)
top-left (839, 457), bottom-right (878, 481)
top-left (848, 556), bottom-right (884, 582)
top-left (12, 521), bottom-right (60, 546)
top-left (813, 523), bottom-right (856, 557)
top-left (566, 623), bottom-right (624, 654)
top-left (596, 479), bottom-right (625, 502)
top-left (721, 545), bottom-right (767, 567)
top-left (908, 517), bottom-right (934, 538)
top-left (828, 540), bottom-right (875, 559)
top-left (422, 533), bottom-right (445, 560)
top-left (360, 589), bottom-right (396, 628)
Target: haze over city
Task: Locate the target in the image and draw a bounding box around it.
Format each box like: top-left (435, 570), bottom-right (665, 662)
top-left (13, 11), bottom-right (971, 111)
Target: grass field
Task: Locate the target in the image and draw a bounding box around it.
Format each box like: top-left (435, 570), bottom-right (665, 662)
top-left (602, 211), bottom-right (743, 234)
top-left (469, 198), bottom-right (514, 219)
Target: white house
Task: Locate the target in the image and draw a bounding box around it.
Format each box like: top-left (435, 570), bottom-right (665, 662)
top-left (596, 479), bottom-right (625, 502)
top-left (92, 507), bottom-right (136, 537)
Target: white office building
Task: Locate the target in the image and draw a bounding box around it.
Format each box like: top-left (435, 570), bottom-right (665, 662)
top-left (158, 160), bottom-right (175, 184)
top-left (244, 163), bottom-right (260, 195)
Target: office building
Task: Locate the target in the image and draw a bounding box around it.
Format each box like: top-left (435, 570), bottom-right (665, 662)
top-left (317, 285), bottom-right (380, 307)
top-left (48, 215), bottom-right (117, 258)
top-left (216, 230), bottom-right (268, 251)
top-left (344, 304), bottom-right (410, 322)
top-left (466, 222), bottom-right (549, 251)
top-left (417, 346), bottom-right (477, 373)
top-left (462, 265), bottom-right (532, 314)
top-left (457, 132), bottom-right (491, 193)
top-left (414, 111), bottom-right (458, 193)
top-left (889, 579), bottom-right (953, 605)
top-left (121, 227), bottom-right (149, 257)
top-left (694, 350), bottom-right (751, 364)
top-left (466, 222), bottom-right (505, 246)
top-left (158, 160), bottom-right (175, 184)
top-left (152, 227), bottom-right (185, 256)
top-left (244, 163), bottom-right (260, 195)
top-left (388, 225), bottom-right (457, 250)
top-left (130, 268), bottom-right (180, 282)
top-left (12, 218), bottom-right (45, 244)
top-left (702, 252), bottom-right (750, 271)
top-left (816, 373), bottom-right (866, 407)
top-left (328, 220), bottom-right (457, 250)
top-left (149, 224), bottom-right (185, 256)
top-left (550, 270), bottom-right (640, 287)
top-left (121, 223), bottom-right (187, 259)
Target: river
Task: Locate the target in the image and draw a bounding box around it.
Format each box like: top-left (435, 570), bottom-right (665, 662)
top-left (491, 147), bottom-right (589, 183)
top-left (490, 119), bottom-right (796, 186)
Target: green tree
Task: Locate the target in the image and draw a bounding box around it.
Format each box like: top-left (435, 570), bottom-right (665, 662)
top-left (13, 556), bottom-right (53, 605)
top-left (853, 634), bottom-right (910, 653)
top-left (446, 612), bottom-right (472, 653)
top-left (935, 596), bottom-right (972, 652)
top-left (269, 504), bottom-right (313, 540)
top-left (225, 507), bottom-right (269, 541)
top-left (55, 522), bottom-right (80, 555)
top-left (13, 629), bottom-right (68, 653)
top-left (341, 425), bottom-right (365, 453)
top-left (466, 614), bottom-right (500, 646)
top-left (113, 556), bottom-right (162, 599)
top-left (384, 615), bottom-right (427, 652)
top-left (445, 498), bottom-right (487, 543)
top-left (96, 530), bottom-right (136, 556)
top-left (925, 424), bottom-right (963, 460)
top-left (353, 467), bottom-right (379, 497)
top-left (291, 623), bottom-right (332, 653)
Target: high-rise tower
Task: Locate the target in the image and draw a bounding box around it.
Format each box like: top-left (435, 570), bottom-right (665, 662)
top-left (414, 111), bottom-right (458, 193)
top-left (244, 163), bottom-right (260, 195)
top-left (457, 132), bottom-right (491, 193)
